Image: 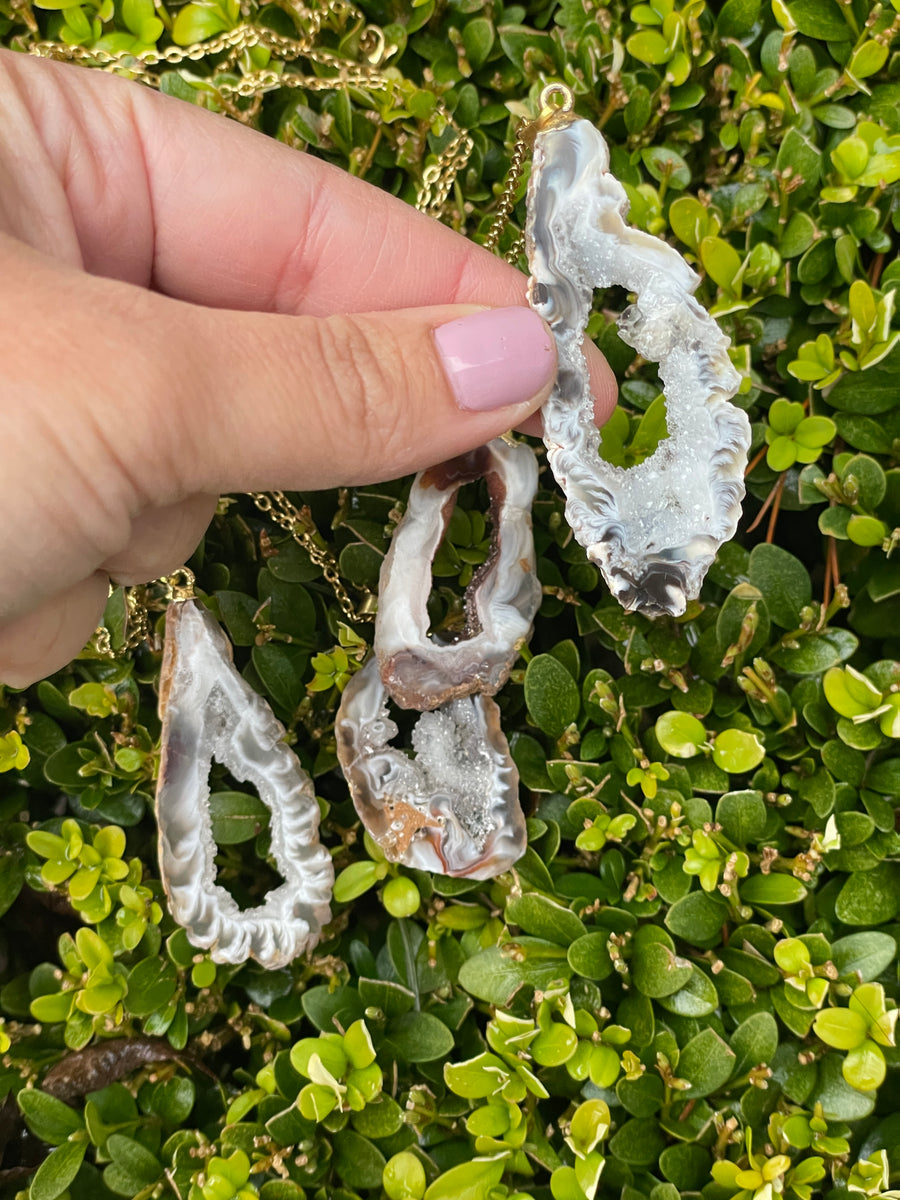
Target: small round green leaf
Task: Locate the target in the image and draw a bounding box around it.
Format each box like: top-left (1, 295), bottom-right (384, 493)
top-left (712, 729), bottom-right (765, 773)
top-left (655, 711), bottom-right (706, 758)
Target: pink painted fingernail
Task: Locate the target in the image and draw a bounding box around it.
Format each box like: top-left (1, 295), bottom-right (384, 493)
top-left (434, 307), bottom-right (556, 412)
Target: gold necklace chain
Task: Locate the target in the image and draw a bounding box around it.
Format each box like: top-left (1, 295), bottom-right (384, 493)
top-left (248, 491), bottom-right (376, 622)
top-left (482, 131), bottom-right (529, 263)
top-left (93, 490), bottom-right (373, 660)
top-left (26, 1), bottom-right (474, 218)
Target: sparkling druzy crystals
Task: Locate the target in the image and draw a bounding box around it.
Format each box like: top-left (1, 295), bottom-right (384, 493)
top-left (526, 92), bottom-right (751, 618)
top-left (335, 657), bottom-right (525, 879)
top-left (156, 599), bottom-right (333, 969)
top-left (375, 438), bottom-right (541, 710)
top-left (339, 439), bottom-right (537, 876)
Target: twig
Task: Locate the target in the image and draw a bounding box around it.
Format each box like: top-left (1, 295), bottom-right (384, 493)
top-left (744, 444), bottom-right (767, 477)
top-left (746, 471), bottom-right (786, 534)
top-left (831, 536), bottom-right (841, 596)
top-left (766, 473), bottom-right (786, 544)
top-left (357, 125), bottom-right (382, 181)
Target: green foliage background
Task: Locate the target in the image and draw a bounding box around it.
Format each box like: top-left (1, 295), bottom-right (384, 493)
top-left (2, 1), bottom-right (900, 1198)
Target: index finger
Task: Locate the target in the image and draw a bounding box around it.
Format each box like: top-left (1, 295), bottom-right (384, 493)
top-left (15, 52), bottom-right (615, 419)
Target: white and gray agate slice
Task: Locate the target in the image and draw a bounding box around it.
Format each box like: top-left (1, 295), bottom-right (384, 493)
top-left (335, 657), bottom-right (526, 878)
top-left (526, 111), bottom-right (751, 617)
top-left (156, 599), bottom-right (333, 969)
top-left (375, 438), bottom-right (541, 711)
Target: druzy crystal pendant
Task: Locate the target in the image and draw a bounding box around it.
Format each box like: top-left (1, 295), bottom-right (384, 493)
top-left (156, 598), bottom-right (333, 969)
top-left (526, 86), bottom-right (751, 617)
top-left (335, 439), bottom-right (538, 878)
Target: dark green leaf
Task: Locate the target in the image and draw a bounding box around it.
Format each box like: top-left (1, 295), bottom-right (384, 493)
top-left (209, 791), bottom-right (270, 844)
top-left (0, 848), bottom-right (25, 921)
top-left (827, 344), bottom-right (900, 414)
top-left (332, 1130), bottom-right (386, 1190)
top-left (716, 790), bottom-right (767, 843)
top-left (748, 544), bottom-right (811, 628)
top-left (350, 1095), bottom-right (404, 1139)
top-left (655, 966), bottom-right (719, 1016)
top-left (567, 932), bottom-right (614, 981)
top-left (608, 1118), bottom-right (665, 1167)
top-left (787, 0), bottom-right (851, 39)
top-left (835, 863), bottom-right (900, 925)
top-left (524, 654), bottom-right (580, 738)
top-left (31, 1138), bottom-right (87, 1200)
top-left (831, 932), bottom-right (897, 981)
top-left (457, 939), bottom-right (571, 1006)
top-left (506, 894), bottom-right (586, 946)
top-left (301, 985), bottom-right (364, 1033)
top-left (730, 1012), bottom-right (779, 1076)
top-left (717, 0), bottom-right (760, 37)
top-left (104, 1134), bottom-right (163, 1192)
top-left (461, 17), bottom-right (494, 69)
top-left (616, 1073), bottom-right (665, 1117)
top-left (664, 892), bottom-right (729, 947)
top-left (215, 591), bottom-right (259, 645)
top-left (678, 1029), bottom-right (735, 1099)
top-left (18, 1090), bottom-right (84, 1145)
top-left (631, 929), bottom-right (692, 998)
top-left (126, 957), bottom-right (178, 1018)
top-left (510, 733), bottom-right (552, 791)
top-left (741, 874), bottom-right (807, 905)
top-left (358, 978), bottom-right (416, 1018)
top-left (384, 1011), bottom-right (454, 1063)
top-left (775, 127), bottom-right (823, 195)
top-left (251, 643), bottom-right (306, 712)
top-left (771, 629), bottom-right (858, 674)
top-left (659, 1143), bottom-right (712, 1191)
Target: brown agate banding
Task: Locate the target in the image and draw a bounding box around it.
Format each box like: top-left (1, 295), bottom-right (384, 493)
top-left (375, 437), bottom-right (541, 711)
top-left (156, 599), bottom-right (333, 969)
top-left (335, 657), bottom-right (526, 880)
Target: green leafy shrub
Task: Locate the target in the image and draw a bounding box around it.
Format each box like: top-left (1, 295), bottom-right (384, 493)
top-left (2, 0), bottom-right (900, 1198)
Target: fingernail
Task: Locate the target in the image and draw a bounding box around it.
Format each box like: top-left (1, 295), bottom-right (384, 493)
top-left (434, 306), bottom-right (556, 412)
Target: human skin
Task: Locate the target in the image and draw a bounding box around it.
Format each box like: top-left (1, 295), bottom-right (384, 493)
top-left (0, 50), bottom-right (616, 687)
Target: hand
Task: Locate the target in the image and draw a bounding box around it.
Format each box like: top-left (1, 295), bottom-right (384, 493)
top-left (0, 50), bottom-right (616, 687)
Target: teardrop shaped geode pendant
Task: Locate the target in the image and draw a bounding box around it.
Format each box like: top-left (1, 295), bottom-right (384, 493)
top-left (156, 598), bottom-right (333, 969)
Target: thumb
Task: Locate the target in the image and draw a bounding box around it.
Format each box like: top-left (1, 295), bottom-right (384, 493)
top-left (174, 303), bottom-right (557, 493)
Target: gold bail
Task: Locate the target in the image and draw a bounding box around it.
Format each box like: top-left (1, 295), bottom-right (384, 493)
top-left (162, 567), bottom-right (196, 603)
top-left (521, 82), bottom-right (577, 149)
top-left (538, 82), bottom-right (574, 120)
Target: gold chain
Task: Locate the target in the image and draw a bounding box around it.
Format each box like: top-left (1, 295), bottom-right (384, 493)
top-left (482, 84), bottom-right (575, 262)
top-left (92, 585), bottom-right (151, 657)
top-left (482, 127), bottom-right (530, 262)
top-left (94, 494), bottom-right (372, 658)
top-left (248, 491), bottom-right (376, 622)
top-left (26, 1), bottom-right (473, 218)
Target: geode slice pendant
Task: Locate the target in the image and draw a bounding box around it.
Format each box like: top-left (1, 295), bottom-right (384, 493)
top-left (375, 437), bottom-right (541, 711)
top-left (156, 599), bottom-right (333, 969)
top-left (335, 657), bottom-right (526, 879)
top-left (526, 101), bottom-right (751, 617)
